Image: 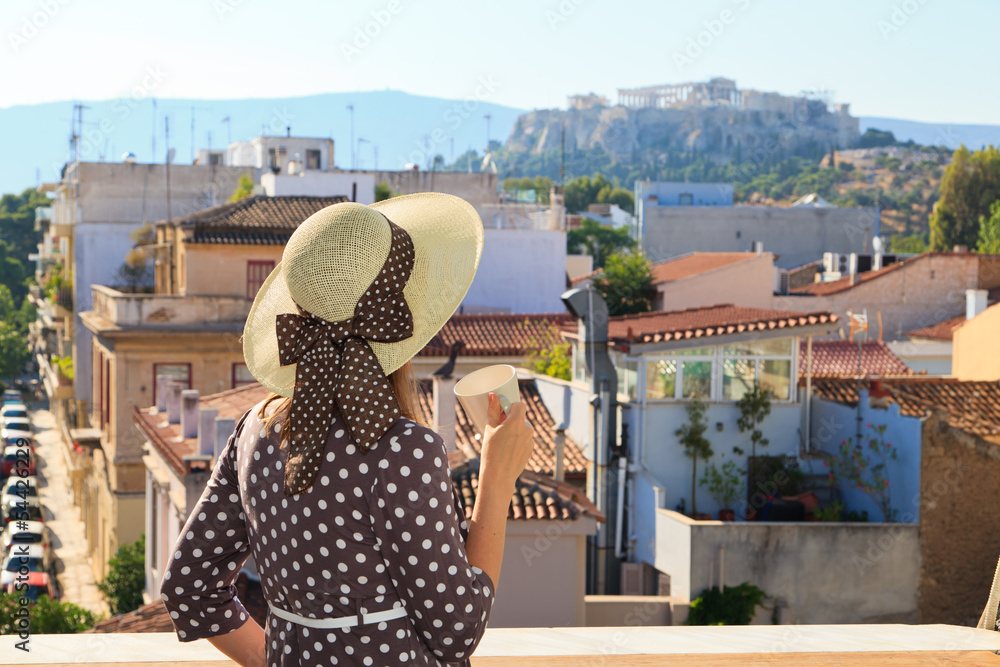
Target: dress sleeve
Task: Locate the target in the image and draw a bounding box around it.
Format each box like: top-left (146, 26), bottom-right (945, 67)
top-left (369, 427), bottom-right (496, 663)
top-left (160, 410), bottom-right (253, 642)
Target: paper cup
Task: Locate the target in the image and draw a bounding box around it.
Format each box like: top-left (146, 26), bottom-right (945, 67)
top-left (454, 364), bottom-right (521, 436)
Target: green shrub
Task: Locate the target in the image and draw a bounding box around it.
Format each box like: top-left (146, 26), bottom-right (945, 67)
top-left (686, 582), bottom-right (768, 626)
top-left (96, 534), bottom-right (145, 615)
top-left (0, 592), bottom-right (100, 634)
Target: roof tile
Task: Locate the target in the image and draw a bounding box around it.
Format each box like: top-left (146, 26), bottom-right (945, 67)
top-left (419, 313), bottom-right (574, 357)
top-left (800, 340), bottom-right (913, 377)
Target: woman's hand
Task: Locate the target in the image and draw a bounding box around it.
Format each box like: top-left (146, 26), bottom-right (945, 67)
top-left (479, 392), bottom-right (534, 491)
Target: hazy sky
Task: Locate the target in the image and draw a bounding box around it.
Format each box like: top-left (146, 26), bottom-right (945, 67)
top-left (0, 0), bottom-right (996, 124)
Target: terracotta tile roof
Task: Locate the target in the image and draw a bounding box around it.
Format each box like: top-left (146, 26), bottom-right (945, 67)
top-left (811, 377), bottom-right (1000, 438)
top-left (571, 304), bottom-right (837, 345)
top-left (170, 196), bottom-right (348, 245)
top-left (570, 252), bottom-right (758, 287)
top-left (417, 379), bottom-right (587, 478)
top-left (88, 570), bottom-right (267, 633)
top-left (419, 313), bottom-right (574, 357)
top-left (650, 252), bottom-right (758, 284)
top-left (799, 340), bottom-right (913, 377)
top-left (452, 462), bottom-right (603, 522)
top-left (907, 315), bottom-right (967, 341)
top-left (789, 251), bottom-right (1000, 297)
top-left (134, 383), bottom-right (272, 476)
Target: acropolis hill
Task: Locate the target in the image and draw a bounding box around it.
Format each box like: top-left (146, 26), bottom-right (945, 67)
top-left (506, 77), bottom-right (859, 159)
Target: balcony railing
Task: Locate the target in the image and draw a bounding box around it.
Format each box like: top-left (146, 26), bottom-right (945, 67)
top-left (0, 625), bottom-right (998, 665)
top-left (89, 285), bottom-right (251, 328)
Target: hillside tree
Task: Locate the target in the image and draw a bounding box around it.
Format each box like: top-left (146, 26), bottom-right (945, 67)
top-left (930, 145), bottom-right (1000, 250)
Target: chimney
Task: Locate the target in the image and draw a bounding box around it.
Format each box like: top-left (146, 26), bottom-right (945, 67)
top-left (156, 376), bottom-right (169, 411)
top-left (198, 408), bottom-right (219, 456)
top-left (215, 417), bottom-right (237, 461)
top-left (966, 289), bottom-right (988, 320)
top-left (549, 186), bottom-right (566, 231)
top-left (166, 382), bottom-right (184, 424)
top-left (554, 424), bottom-right (567, 483)
top-left (432, 375), bottom-right (458, 455)
top-left (181, 390), bottom-right (200, 438)
top-left (753, 241), bottom-right (763, 256)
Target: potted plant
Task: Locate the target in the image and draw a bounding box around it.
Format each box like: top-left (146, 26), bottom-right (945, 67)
top-left (700, 459), bottom-right (743, 521)
top-left (676, 396), bottom-right (713, 518)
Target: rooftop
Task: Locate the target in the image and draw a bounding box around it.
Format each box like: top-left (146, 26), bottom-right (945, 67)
top-left (419, 312), bottom-right (573, 357)
top-left (452, 463), bottom-right (602, 522)
top-left (417, 378), bottom-right (587, 478)
top-left (800, 340), bottom-right (913, 377)
top-left (907, 314), bottom-right (968, 341)
top-left (134, 384), bottom-right (272, 476)
top-left (650, 252), bottom-right (763, 284)
top-left (166, 195), bottom-right (348, 245)
top-left (566, 304), bottom-right (838, 347)
top-left (812, 377), bottom-right (1000, 438)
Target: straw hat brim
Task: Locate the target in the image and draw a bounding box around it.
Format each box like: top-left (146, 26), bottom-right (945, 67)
top-left (243, 192), bottom-right (484, 397)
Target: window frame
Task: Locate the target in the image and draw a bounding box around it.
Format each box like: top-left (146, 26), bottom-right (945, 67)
top-left (231, 363), bottom-right (256, 389)
top-left (246, 260), bottom-right (276, 300)
top-left (152, 363), bottom-right (192, 406)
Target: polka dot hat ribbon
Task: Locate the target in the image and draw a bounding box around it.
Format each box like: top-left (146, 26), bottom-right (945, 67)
top-left (275, 219), bottom-right (415, 495)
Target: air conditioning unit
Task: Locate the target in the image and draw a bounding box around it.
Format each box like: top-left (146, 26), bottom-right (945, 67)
top-left (823, 252), bottom-right (838, 274)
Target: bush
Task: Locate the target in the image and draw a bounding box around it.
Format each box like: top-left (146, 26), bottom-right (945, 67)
top-left (686, 582), bottom-right (768, 625)
top-left (0, 592), bottom-right (100, 634)
top-left (97, 534), bottom-right (145, 615)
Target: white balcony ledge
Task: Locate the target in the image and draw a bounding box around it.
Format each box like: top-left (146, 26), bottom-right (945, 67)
top-left (0, 625), bottom-right (998, 665)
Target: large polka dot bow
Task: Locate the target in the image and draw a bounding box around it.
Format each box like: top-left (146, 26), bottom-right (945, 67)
top-left (275, 220), bottom-right (415, 496)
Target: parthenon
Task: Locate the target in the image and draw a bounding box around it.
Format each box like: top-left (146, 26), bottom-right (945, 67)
top-left (618, 77), bottom-right (740, 109)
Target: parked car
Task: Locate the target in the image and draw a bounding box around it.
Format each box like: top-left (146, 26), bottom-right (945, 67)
top-left (0, 519), bottom-right (50, 554)
top-left (2, 500), bottom-right (43, 524)
top-left (1, 390), bottom-right (22, 404)
top-left (0, 544), bottom-right (51, 586)
top-left (3, 571), bottom-right (57, 602)
top-left (1, 436), bottom-right (34, 454)
top-left (0, 402), bottom-right (26, 415)
top-left (1, 476), bottom-right (39, 503)
top-left (1, 444), bottom-right (35, 477)
top-left (1, 418), bottom-right (32, 435)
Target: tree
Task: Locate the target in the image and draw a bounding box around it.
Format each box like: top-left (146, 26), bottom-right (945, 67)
top-left (889, 232), bottom-right (928, 254)
top-left (735, 382), bottom-right (772, 460)
top-left (977, 200), bottom-right (1000, 254)
top-left (0, 593), bottom-right (100, 634)
top-left (930, 145), bottom-right (1000, 250)
top-left (858, 128), bottom-right (897, 148)
top-left (97, 534), bottom-right (145, 615)
top-left (522, 320), bottom-right (571, 381)
top-left (229, 174), bottom-right (256, 202)
top-left (676, 397), bottom-right (713, 516)
top-left (374, 182), bottom-right (395, 202)
top-left (567, 219), bottom-right (636, 269)
top-left (0, 322), bottom-right (30, 380)
top-left (592, 250), bottom-right (653, 316)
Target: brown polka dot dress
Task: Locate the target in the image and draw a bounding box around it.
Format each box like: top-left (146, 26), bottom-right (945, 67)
top-left (161, 403), bottom-right (495, 666)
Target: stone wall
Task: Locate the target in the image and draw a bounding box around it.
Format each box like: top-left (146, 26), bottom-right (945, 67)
top-left (919, 411), bottom-right (1000, 625)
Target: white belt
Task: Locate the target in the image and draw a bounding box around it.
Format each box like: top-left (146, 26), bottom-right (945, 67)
top-left (267, 600), bottom-right (407, 629)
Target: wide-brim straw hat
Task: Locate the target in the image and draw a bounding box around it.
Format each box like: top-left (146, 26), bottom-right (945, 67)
top-left (243, 193), bottom-right (484, 397)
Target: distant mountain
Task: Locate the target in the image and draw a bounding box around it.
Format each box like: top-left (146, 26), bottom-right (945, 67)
top-left (859, 117), bottom-right (1000, 150)
top-left (0, 90), bottom-right (526, 195)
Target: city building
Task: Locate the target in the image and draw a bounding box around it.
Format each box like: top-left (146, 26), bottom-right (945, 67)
top-left (951, 298), bottom-right (1000, 380)
top-left (76, 195), bottom-right (343, 579)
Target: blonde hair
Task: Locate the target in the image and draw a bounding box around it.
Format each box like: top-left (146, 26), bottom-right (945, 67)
top-left (258, 360), bottom-right (424, 449)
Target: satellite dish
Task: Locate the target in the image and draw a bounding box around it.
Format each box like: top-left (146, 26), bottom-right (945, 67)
top-left (872, 236), bottom-right (884, 253)
top-left (166, 148), bottom-right (176, 164)
top-left (122, 152), bottom-right (137, 163)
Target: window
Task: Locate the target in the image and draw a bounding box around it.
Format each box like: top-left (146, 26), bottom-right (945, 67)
top-left (305, 149), bottom-right (321, 170)
top-left (247, 261), bottom-right (275, 299)
top-left (153, 364), bottom-right (191, 405)
top-left (572, 341), bottom-right (591, 385)
top-left (232, 363), bottom-right (256, 388)
top-left (640, 339), bottom-right (795, 402)
top-left (678, 193), bottom-right (693, 205)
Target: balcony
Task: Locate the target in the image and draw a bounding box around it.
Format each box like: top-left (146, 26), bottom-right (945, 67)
top-left (0, 625), bottom-right (997, 665)
top-left (85, 285), bottom-right (251, 331)
top-left (37, 353), bottom-right (74, 401)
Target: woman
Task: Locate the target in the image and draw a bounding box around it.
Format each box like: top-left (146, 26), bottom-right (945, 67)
top-left (161, 194), bottom-right (535, 666)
